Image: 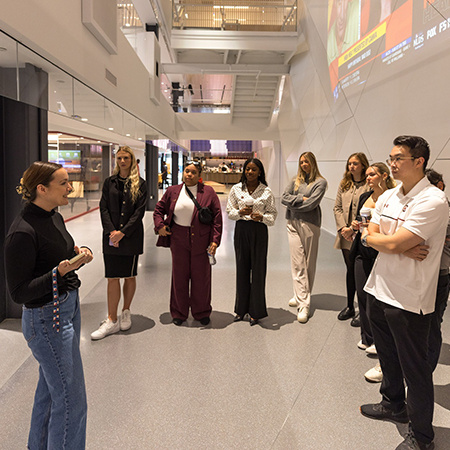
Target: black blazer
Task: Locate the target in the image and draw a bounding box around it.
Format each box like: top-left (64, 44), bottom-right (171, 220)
top-left (100, 175), bottom-right (148, 255)
top-left (349, 190), bottom-right (378, 262)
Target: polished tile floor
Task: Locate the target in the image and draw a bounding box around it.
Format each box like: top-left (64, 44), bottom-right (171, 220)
top-left (1, 197), bottom-right (450, 449)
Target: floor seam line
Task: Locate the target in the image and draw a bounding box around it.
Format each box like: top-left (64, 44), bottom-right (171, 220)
top-left (269, 320), bottom-right (339, 449)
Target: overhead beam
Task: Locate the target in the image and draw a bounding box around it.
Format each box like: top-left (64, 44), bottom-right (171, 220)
top-left (162, 63), bottom-right (289, 75)
top-left (171, 30), bottom-right (298, 52)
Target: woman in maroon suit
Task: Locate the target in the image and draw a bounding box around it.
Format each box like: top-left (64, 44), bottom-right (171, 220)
top-left (153, 161), bottom-right (223, 326)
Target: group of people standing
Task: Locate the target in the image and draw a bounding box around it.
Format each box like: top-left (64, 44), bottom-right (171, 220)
top-left (332, 138), bottom-right (449, 450)
top-left (4, 136), bottom-right (449, 449)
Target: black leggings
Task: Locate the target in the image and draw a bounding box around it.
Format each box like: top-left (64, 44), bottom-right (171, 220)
top-left (341, 249), bottom-right (356, 310)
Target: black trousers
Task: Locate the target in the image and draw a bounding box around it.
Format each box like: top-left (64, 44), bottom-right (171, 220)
top-left (341, 249), bottom-right (356, 309)
top-left (234, 220), bottom-right (268, 320)
top-left (429, 272), bottom-right (450, 371)
top-left (355, 255), bottom-right (375, 346)
top-left (368, 296), bottom-right (434, 444)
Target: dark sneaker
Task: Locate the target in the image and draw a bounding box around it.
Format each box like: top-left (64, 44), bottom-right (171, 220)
top-left (360, 403), bottom-right (408, 423)
top-left (396, 432), bottom-right (434, 450)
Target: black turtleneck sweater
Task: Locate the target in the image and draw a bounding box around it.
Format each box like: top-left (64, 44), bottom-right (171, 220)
top-left (4, 203), bottom-right (81, 308)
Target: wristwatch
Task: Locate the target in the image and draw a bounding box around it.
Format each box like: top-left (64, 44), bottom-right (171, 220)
top-left (361, 234), bottom-right (369, 247)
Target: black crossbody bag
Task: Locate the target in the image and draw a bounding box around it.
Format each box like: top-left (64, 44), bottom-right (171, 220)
top-left (185, 185), bottom-right (214, 225)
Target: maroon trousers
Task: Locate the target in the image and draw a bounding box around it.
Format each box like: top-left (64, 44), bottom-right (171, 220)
top-left (170, 223), bottom-right (212, 321)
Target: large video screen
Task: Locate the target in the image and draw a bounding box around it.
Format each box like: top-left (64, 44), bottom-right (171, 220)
top-left (327, 0), bottom-right (450, 99)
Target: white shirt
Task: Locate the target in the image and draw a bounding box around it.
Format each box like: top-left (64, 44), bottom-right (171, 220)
top-left (174, 184), bottom-right (197, 226)
top-left (226, 182), bottom-right (277, 227)
top-left (364, 177), bottom-right (449, 314)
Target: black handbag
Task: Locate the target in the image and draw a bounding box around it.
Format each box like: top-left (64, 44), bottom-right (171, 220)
top-left (185, 185), bottom-right (214, 225)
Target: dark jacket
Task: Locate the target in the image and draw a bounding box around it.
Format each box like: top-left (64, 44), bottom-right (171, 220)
top-left (4, 203), bottom-right (81, 307)
top-left (349, 190), bottom-right (378, 262)
top-left (100, 175), bottom-right (148, 255)
top-left (153, 182), bottom-right (223, 250)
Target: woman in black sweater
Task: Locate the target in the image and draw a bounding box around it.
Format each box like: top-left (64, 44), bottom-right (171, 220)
top-left (91, 146), bottom-right (148, 340)
top-left (4, 161), bottom-right (93, 450)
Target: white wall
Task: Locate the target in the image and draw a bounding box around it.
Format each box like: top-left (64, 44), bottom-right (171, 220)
top-left (0, 0), bottom-right (176, 140)
top-left (277, 0), bottom-right (450, 235)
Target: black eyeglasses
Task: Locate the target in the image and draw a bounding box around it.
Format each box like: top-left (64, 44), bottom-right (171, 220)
top-left (386, 156), bottom-right (417, 165)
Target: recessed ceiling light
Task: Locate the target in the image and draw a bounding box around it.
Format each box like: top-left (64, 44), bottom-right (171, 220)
top-left (108, 127), bottom-right (114, 130)
top-left (81, 118), bottom-right (88, 122)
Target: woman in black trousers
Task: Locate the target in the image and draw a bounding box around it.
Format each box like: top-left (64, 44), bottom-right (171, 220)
top-left (226, 158), bottom-right (277, 326)
top-left (350, 162), bottom-right (395, 352)
top-left (91, 146), bottom-right (148, 340)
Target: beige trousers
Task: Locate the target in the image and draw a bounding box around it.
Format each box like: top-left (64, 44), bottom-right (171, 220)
top-left (287, 219), bottom-right (321, 309)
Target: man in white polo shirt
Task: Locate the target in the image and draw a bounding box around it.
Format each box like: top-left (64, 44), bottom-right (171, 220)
top-left (359, 136), bottom-right (448, 450)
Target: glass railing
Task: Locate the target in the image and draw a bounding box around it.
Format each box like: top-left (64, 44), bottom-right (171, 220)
top-left (173, 0), bottom-right (297, 32)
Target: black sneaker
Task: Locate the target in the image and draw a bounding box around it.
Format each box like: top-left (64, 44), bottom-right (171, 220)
top-left (199, 317), bottom-right (210, 326)
top-left (360, 403), bottom-right (408, 423)
top-left (396, 431), bottom-right (434, 450)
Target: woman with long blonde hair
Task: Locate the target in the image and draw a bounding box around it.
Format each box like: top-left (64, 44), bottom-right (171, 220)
top-left (282, 152), bottom-right (327, 323)
top-left (349, 163), bottom-right (395, 356)
top-left (91, 146), bottom-right (148, 340)
top-left (333, 152), bottom-right (370, 323)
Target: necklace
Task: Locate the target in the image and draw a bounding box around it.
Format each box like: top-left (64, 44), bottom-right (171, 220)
top-left (247, 184), bottom-right (258, 195)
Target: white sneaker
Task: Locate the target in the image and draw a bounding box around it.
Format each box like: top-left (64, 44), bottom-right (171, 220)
top-left (120, 309), bottom-right (132, 331)
top-left (297, 306), bottom-right (309, 323)
top-left (357, 340), bottom-right (368, 350)
top-left (288, 297), bottom-right (298, 307)
top-left (365, 344), bottom-right (377, 355)
top-left (364, 363), bottom-right (383, 383)
top-left (91, 318), bottom-right (120, 340)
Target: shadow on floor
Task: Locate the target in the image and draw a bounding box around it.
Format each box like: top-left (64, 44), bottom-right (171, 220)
top-left (437, 342), bottom-right (450, 366)
top-left (159, 310), bottom-right (235, 330)
top-left (433, 425), bottom-right (450, 447)
top-left (310, 293), bottom-right (347, 313)
top-left (434, 383), bottom-right (450, 412)
top-left (0, 318), bottom-right (22, 333)
top-left (120, 314), bottom-right (156, 335)
top-left (260, 307), bottom-right (297, 330)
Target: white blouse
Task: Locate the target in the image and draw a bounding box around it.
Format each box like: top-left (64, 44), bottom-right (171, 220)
top-left (174, 184), bottom-right (197, 226)
top-left (226, 182), bottom-right (277, 227)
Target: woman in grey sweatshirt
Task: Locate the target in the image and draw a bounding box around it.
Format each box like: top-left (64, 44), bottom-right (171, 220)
top-left (281, 152), bottom-right (327, 323)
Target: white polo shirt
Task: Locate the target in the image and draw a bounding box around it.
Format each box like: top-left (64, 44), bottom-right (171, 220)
top-left (364, 177), bottom-right (449, 314)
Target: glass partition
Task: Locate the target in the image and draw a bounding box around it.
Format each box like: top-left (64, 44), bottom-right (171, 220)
top-left (0, 33), bottom-right (18, 101)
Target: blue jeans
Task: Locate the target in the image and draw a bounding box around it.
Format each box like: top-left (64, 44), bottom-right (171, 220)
top-left (22, 290), bottom-right (87, 450)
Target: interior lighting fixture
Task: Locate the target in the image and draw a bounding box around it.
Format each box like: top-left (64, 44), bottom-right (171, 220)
top-left (126, 133), bottom-right (131, 136)
top-left (108, 127), bottom-right (114, 130)
top-left (81, 118), bottom-right (88, 122)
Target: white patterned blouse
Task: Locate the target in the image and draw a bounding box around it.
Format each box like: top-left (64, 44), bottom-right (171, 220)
top-left (226, 182), bottom-right (277, 227)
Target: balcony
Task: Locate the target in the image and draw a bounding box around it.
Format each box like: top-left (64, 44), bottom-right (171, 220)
top-left (173, 0), bottom-right (297, 32)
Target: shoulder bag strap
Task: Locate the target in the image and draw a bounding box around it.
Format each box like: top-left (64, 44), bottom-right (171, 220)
top-left (185, 184), bottom-right (202, 211)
